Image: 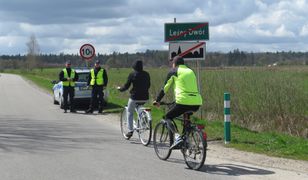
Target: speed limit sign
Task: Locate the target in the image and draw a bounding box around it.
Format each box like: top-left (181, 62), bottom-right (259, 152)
top-left (80, 44), bottom-right (95, 60)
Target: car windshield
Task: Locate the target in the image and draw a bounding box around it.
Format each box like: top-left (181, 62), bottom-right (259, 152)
top-left (77, 73), bottom-right (89, 82)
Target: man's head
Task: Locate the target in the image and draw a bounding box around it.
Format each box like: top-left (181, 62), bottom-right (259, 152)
top-left (65, 60), bottom-right (71, 68)
top-left (132, 60), bottom-right (143, 72)
top-left (95, 60), bottom-right (101, 68)
top-left (170, 56), bottom-right (184, 68)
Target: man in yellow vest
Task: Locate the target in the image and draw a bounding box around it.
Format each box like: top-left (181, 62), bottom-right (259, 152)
top-left (153, 56), bottom-right (203, 149)
top-left (86, 60), bottom-right (108, 114)
top-left (59, 60), bottom-right (79, 113)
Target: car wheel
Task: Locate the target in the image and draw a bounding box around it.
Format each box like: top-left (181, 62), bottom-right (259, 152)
top-left (53, 93), bottom-right (59, 105)
top-left (60, 95), bottom-right (64, 109)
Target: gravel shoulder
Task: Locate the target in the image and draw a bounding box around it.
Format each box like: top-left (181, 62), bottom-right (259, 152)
top-left (208, 142), bottom-right (308, 174)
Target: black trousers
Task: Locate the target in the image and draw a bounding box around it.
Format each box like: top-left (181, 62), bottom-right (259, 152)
top-left (89, 86), bottom-right (105, 110)
top-left (63, 86), bottom-right (75, 111)
top-left (165, 104), bottom-right (200, 120)
top-left (165, 104), bottom-right (200, 133)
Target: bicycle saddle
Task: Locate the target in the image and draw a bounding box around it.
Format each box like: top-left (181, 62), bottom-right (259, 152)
top-left (184, 111), bottom-right (194, 116)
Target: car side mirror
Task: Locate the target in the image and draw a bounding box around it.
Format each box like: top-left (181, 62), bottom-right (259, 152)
top-left (51, 80), bottom-right (57, 84)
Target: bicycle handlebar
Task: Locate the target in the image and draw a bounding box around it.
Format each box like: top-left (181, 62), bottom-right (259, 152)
top-left (159, 101), bottom-right (175, 106)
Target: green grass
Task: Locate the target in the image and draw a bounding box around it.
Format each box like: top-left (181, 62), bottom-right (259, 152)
top-left (3, 67), bottom-right (308, 161)
top-left (205, 121), bottom-right (308, 160)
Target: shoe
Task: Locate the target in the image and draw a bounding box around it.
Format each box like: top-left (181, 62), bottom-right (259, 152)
top-left (64, 109), bottom-right (67, 113)
top-left (70, 109), bottom-right (77, 113)
top-left (85, 109), bottom-right (93, 114)
top-left (125, 131), bottom-right (133, 139)
top-left (98, 107), bottom-right (103, 114)
top-left (170, 134), bottom-right (183, 150)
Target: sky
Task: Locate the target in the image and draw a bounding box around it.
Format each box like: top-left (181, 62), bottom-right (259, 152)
top-left (0, 0), bottom-right (308, 55)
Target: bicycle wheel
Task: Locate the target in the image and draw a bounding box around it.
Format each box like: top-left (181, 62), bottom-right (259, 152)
top-left (138, 111), bottom-right (152, 146)
top-left (153, 120), bottom-right (173, 160)
top-left (182, 127), bottom-right (207, 170)
top-left (120, 107), bottom-right (130, 140)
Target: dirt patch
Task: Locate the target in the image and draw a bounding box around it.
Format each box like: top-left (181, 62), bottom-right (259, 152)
top-left (208, 141), bottom-right (308, 174)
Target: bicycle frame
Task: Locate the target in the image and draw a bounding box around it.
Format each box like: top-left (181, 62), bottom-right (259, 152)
top-left (133, 104), bottom-right (152, 130)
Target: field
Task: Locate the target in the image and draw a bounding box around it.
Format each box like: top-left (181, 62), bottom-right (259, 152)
top-left (3, 66), bottom-right (308, 160)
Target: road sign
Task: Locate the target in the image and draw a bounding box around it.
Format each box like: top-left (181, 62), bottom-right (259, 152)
top-left (80, 44), bottom-right (95, 60)
top-left (169, 42), bottom-right (205, 61)
top-left (165, 22), bottom-right (209, 42)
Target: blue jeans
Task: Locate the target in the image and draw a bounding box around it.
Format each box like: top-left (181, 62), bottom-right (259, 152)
top-left (127, 98), bottom-right (147, 132)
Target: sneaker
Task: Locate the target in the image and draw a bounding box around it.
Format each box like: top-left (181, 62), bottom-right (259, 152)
top-left (70, 109), bottom-right (77, 113)
top-left (125, 131), bottom-right (133, 139)
top-left (85, 109), bottom-right (93, 114)
top-left (64, 110), bottom-right (67, 113)
top-left (170, 134), bottom-right (183, 150)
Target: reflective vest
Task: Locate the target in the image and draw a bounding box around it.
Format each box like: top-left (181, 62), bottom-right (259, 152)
top-left (62, 68), bottom-right (75, 87)
top-left (164, 65), bottom-right (202, 105)
top-left (90, 69), bottom-right (104, 85)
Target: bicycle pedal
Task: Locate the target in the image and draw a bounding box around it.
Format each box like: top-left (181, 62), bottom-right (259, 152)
top-left (169, 140), bottom-right (184, 150)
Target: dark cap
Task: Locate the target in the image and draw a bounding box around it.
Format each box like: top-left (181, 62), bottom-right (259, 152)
top-left (95, 60), bottom-right (100, 64)
top-left (66, 60), bottom-right (71, 65)
top-left (170, 56), bottom-right (184, 66)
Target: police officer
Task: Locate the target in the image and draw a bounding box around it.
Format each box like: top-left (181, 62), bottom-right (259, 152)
top-left (59, 60), bottom-right (79, 113)
top-left (86, 60), bottom-right (108, 114)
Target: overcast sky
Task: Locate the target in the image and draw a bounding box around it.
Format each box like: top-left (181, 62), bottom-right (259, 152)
top-left (0, 0), bottom-right (307, 55)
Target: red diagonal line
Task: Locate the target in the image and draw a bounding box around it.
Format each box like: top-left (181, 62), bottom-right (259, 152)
top-left (166, 23), bottom-right (207, 42)
top-left (178, 42), bottom-right (205, 57)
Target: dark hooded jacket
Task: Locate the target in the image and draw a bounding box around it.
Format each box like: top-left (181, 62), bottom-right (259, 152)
top-left (119, 61), bottom-right (151, 100)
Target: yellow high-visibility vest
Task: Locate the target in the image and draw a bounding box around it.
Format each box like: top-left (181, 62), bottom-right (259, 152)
top-left (62, 68), bottom-right (75, 87)
top-left (90, 69), bottom-right (104, 85)
top-left (163, 65), bottom-right (202, 105)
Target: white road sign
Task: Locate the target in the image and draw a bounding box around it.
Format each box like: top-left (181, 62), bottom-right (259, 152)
top-left (80, 44), bottom-right (95, 60)
top-left (169, 42), bottom-right (205, 61)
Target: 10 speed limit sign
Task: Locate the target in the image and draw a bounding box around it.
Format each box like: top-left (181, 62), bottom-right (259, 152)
top-left (80, 44), bottom-right (95, 60)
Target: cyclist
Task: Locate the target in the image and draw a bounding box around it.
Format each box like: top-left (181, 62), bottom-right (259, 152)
top-left (153, 56), bottom-right (203, 149)
top-left (117, 60), bottom-right (151, 139)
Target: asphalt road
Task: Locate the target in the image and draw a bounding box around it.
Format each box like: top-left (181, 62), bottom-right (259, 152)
top-left (0, 73), bottom-right (307, 180)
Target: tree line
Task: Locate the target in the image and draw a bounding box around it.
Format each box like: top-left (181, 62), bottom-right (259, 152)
top-left (1, 49), bottom-right (308, 70)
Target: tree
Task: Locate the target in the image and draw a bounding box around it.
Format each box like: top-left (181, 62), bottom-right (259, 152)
top-left (26, 34), bottom-right (40, 70)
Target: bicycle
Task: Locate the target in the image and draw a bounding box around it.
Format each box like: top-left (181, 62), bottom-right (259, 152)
top-left (120, 102), bottom-right (152, 146)
top-left (153, 102), bottom-right (207, 170)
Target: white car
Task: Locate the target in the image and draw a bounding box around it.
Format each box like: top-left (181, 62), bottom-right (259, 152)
top-left (52, 68), bottom-right (108, 109)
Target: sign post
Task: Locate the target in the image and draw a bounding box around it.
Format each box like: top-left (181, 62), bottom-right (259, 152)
top-left (224, 92), bottom-right (231, 144)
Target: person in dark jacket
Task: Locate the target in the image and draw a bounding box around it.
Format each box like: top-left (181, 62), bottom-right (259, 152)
top-left (59, 60), bottom-right (79, 113)
top-left (117, 60), bottom-right (151, 138)
top-left (85, 60), bottom-right (108, 114)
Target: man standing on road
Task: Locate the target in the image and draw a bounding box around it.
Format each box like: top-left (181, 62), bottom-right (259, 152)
top-left (117, 60), bottom-right (151, 138)
top-left (59, 60), bottom-right (79, 113)
top-left (86, 60), bottom-right (108, 114)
